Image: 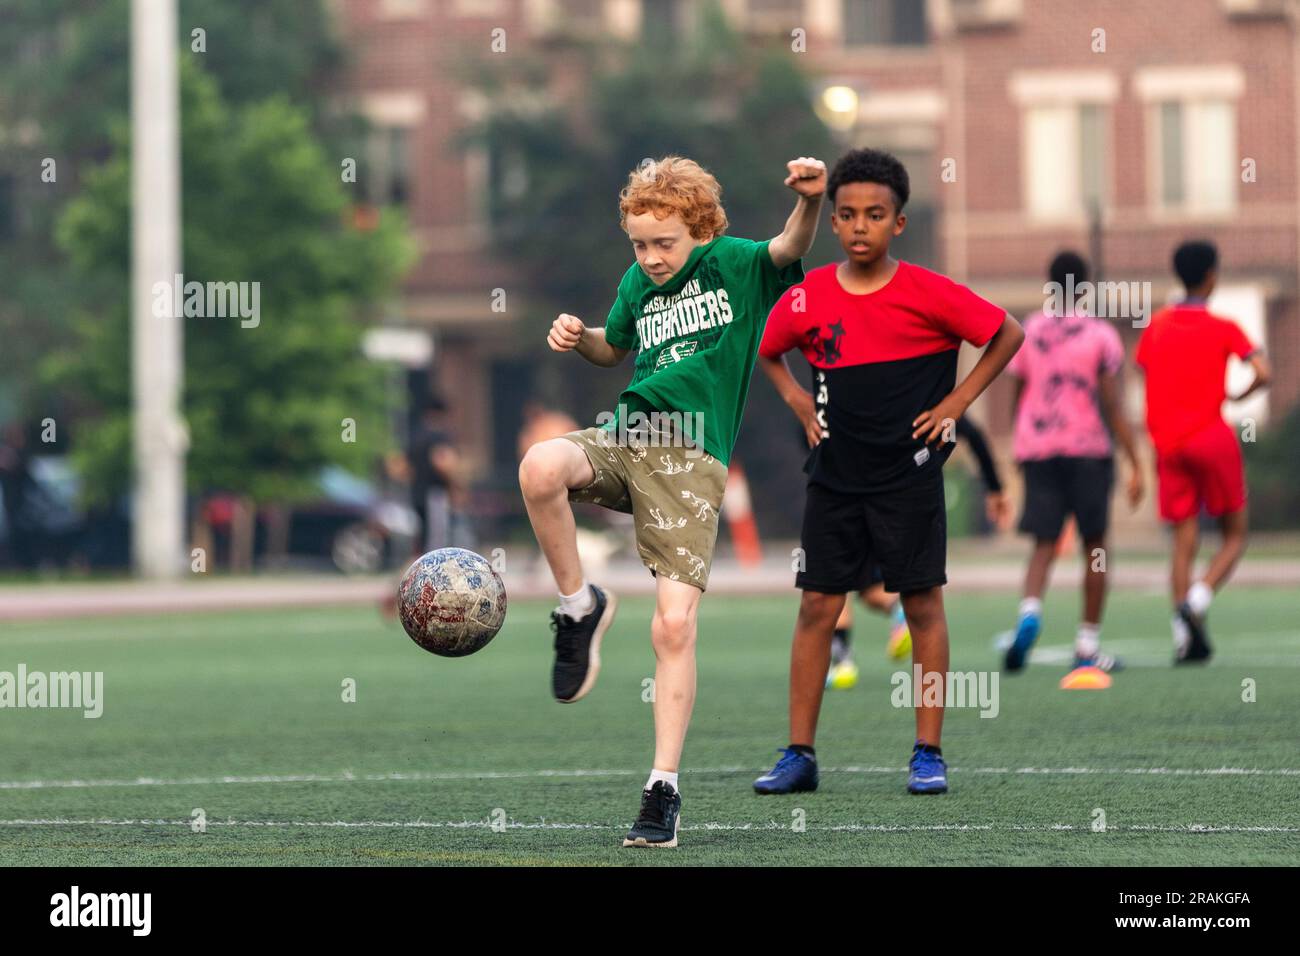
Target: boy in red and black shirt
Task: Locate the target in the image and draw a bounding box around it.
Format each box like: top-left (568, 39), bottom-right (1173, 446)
top-left (752, 149), bottom-right (1024, 795)
top-left (1136, 240), bottom-right (1271, 663)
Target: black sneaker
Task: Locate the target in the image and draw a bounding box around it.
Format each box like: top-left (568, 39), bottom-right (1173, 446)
top-left (1175, 602), bottom-right (1213, 664)
top-left (550, 585), bottom-right (617, 702)
top-left (622, 780), bottom-right (681, 848)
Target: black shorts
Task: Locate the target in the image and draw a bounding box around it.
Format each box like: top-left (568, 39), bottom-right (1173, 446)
top-left (796, 478), bottom-right (947, 596)
top-left (1019, 456), bottom-right (1113, 542)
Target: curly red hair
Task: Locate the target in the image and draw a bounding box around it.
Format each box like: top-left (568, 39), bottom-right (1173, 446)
top-left (618, 156), bottom-right (728, 241)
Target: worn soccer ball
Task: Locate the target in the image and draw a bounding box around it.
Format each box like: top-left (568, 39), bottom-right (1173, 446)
top-left (397, 548), bottom-right (507, 657)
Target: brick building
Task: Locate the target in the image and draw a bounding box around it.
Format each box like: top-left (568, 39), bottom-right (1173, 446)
top-left (335, 0), bottom-right (1299, 520)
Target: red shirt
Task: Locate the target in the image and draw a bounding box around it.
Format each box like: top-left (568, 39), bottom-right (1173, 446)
top-left (760, 261), bottom-right (1006, 492)
top-left (1135, 303), bottom-right (1255, 455)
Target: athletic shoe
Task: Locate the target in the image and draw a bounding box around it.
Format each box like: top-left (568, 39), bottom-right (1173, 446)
top-left (550, 585), bottom-right (617, 702)
top-left (754, 747), bottom-right (820, 794)
top-left (1174, 602), bottom-right (1213, 664)
top-left (827, 660), bottom-right (859, 690)
top-left (887, 620), bottom-right (912, 660)
top-left (622, 780), bottom-right (681, 848)
top-left (907, 743), bottom-right (948, 795)
top-left (1073, 652), bottom-right (1124, 673)
top-left (1004, 611), bottom-right (1041, 672)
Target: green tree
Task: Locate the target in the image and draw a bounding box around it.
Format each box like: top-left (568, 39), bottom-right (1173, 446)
top-left (0, 0), bottom-right (359, 420)
top-left (52, 62), bottom-right (413, 504)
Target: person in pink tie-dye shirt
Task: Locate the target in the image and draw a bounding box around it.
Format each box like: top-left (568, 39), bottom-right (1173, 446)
top-left (1003, 252), bottom-right (1144, 676)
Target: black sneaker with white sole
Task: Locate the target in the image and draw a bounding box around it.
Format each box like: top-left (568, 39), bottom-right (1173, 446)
top-left (622, 780), bottom-right (681, 848)
top-left (1174, 602), bottom-right (1213, 664)
top-left (550, 584), bottom-right (617, 702)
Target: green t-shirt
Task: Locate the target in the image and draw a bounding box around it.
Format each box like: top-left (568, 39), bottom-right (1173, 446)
top-left (601, 235), bottom-right (804, 465)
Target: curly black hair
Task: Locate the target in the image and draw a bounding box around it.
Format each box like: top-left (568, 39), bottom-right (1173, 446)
top-left (1173, 240), bottom-right (1218, 291)
top-left (827, 148), bottom-right (910, 213)
top-left (1048, 250), bottom-right (1089, 289)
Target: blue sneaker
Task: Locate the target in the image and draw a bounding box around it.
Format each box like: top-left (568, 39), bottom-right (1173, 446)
top-left (753, 748), bottom-right (819, 794)
top-left (907, 743), bottom-right (948, 795)
top-left (1004, 612), bottom-right (1040, 672)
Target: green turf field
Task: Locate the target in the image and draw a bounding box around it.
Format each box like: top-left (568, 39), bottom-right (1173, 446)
top-left (1, 586), bottom-right (1297, 866)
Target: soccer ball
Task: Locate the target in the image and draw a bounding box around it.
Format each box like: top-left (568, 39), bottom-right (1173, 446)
top-left (397, 548), bottom-right (507, 657)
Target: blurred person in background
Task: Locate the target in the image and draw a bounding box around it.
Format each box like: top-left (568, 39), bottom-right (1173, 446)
top-left (1003, 251), bottom-right (1143, 676)
top-left (1137, 240), bottom-right (1271, 665)
top-left (516, 400), bottom-right (579, 462)
top-left (409, 397), bottom-right (466, 553)
top-left (0, 422), bottom-right (39, 570)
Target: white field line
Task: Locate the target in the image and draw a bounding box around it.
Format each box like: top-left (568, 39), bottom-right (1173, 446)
top-left (0, 818), bottom-right (1296, 834)
top-left (2, 765), bottom-right (1300, 791)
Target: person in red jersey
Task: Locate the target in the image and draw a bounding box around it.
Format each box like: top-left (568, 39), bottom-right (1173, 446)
top-left (751, 148), bottom-right (1024, 796)
top-left (1136, 240), bottom-right (1271, 664)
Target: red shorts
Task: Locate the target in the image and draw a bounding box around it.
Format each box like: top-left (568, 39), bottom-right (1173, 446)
top-left (1155, 421), bottom-right (1246, 522)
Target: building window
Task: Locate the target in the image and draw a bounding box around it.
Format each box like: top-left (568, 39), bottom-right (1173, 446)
top-left (365, 126), bottom-right (412, 207)
top-left (1151, 100), bottom-right (1235, 214)
top-left (844, 0), bottom-right (928, 46)
top-left (1022, 103), bottom-right (1107, 220)
top-left (1134, 66), bottom-right (1242, 216)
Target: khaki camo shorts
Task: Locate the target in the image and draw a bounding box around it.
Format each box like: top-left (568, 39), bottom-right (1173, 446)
top-left (561, 425), bottom-right (729, 591)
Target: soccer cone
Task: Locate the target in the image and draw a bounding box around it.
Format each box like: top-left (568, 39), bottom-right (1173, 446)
top-left (722, 462), bottom-right (762, 567)
top-left (1059, 665), bottom-right (1112, 690)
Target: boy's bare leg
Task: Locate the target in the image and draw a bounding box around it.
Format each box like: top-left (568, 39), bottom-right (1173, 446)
top-left (518, 438), bottom-right (595, 595)
top-left (861, 582), bottom-right (894, 614)
top-left (833, 600), bottom-right (853, 631)
top-left (650, 576), bottom-right (704, 772)
top-left (902, 586), bottom-right (948, 747)
top-left (1202, 508), bottom-right (1248, 592)
top-left (1081, 535), bottom-right (1107, 625)
top-left (1170, 517), bottom-right (1200, 605)
top-left (790, 591), bottom-right (846, 746)
top-left (1023, 539), bottom-right (1057, 599)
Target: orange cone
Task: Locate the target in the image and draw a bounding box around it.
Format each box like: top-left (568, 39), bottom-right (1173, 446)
top-left (1060, 665), bottom-right (1112, 690)
top-left (722, 462), bottom-right (762, 566)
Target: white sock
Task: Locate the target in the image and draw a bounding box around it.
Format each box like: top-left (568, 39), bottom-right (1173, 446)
top-left (557, 581), bottom-right (595, 619)
top-left (1172, 614), bottom-right (1190, 654)
top-left (1186, 581), bottom-right (1213, 616)
top-left (1075, 623), bottom-right (1101, 659)
top-left (646, 768), bottom-right (679, 794)
top-left (1019, 597), bottom-right (1043, 620)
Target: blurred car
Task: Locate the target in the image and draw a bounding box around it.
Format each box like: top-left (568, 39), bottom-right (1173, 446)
top-left (270, 466), bottom-right (420, 575)
top-left (0, 455), bottom-right (86, 570)
top-left (0, 459), bottom-right (419, 574)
